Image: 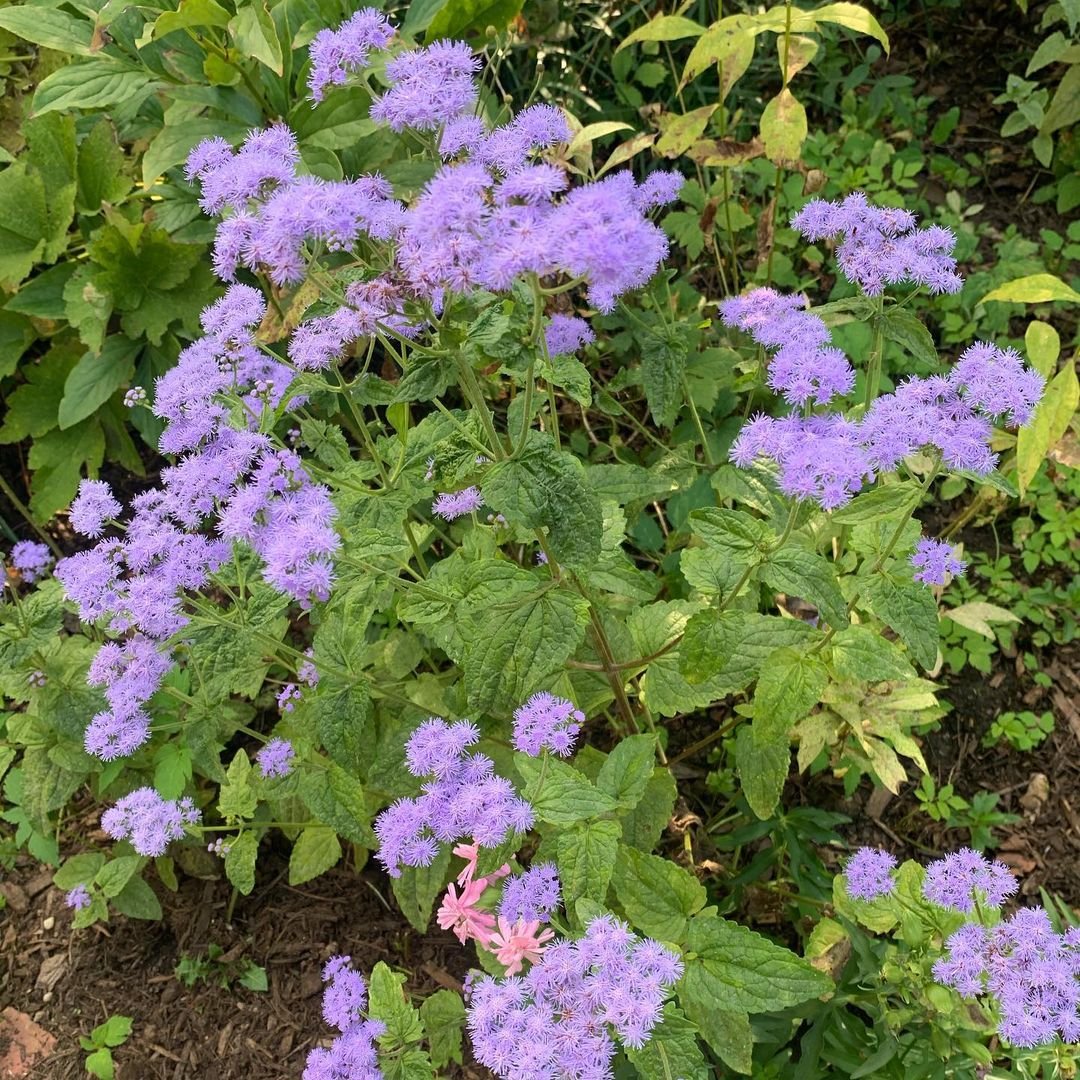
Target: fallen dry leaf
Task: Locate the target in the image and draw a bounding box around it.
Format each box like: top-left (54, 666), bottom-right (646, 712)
top-left (0, 1007), bottom-right (56, 1078)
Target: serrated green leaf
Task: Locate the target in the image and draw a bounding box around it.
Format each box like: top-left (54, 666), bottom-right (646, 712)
top-left (53, 853), bottom-right (105, 890)
top-left (752, 646), bottom-right (827, 744)
top-left (420, 989), bottom-right (465, 1069)
top-left (689, 507), bottom-right (772, 554)
top-left (881, 308), bottom-right (938, 366)
top-left (224, 830), bottom-right (258, 895)
top-left (680, 610), bottom-right (817, 687)
top-left (84, 1047), bottom-right (114, 1080)
top-left (24, 113), bottom-right (77, 264)
top-left (620, 767), bottom-right (676, 851)
top-left (557, 819), bottom-right (621, 909)
top-left (610, 845), bottom-right (705, 941)
top-left (219, 751), bottom-right (258, 820)
top-left (0, 162), bottom-right (48, 287)
top-left (76, 119), bottom-right (130, 214)
top-left (289, 826), bottom-right (342, 885)
top-left (830, 625), bottom-right (916, 681)
top-left (112, 875), bottom-right (162, 920)
top-left (640, 328), bottom-right (687, 427)
top-left (682, 913), bottom-right (832, 1012)
top-left (863, 574), bottom-right (939, 669)
top-left (368, 962), bottom-right (424, 1047)
top-left (515, 753), bottom-right (619, 825)
top-left (829, 482), bottom-right (922, 525)
top-left (390, 845), bottom-right (451, 932)
top-left (57, 337), bottom-right (140, 430)
top-left (626, 1004), bottom-right (710, 1080)
top-left (95, 856), bottom-right (142, 898)
top-left (299, 763), bottom-right (374, 846)
top-left (735, 724), bottom-right (788, 820)
top-left (596, 734), bottom-right (656, 808)
top-left (760, 547), bottom-right (848, 628)
top-left (679, 996), bottom-right (753, 1074)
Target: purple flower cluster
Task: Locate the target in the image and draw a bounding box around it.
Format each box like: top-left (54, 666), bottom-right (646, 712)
top-left (844, 847), bottom-right (898, 901)
top-left (307, 7), bottom-right (394, 102)
top-left (84, 633), bottom-right (172, 760)
top-left (467, 914), bottom-right (683, 1077)
top-left (910, 537), bottom-right (966, 586)
top-left (303, 957), bottom-right (386, 1080)
top-left (933, 907), bottom-right (1080, 1047)
top-left (792, 193), bottom-right (963, 295)
top-left (545, 314), bottom-right (595, 359)
top-left (432, 486), bottom-right (483, 521)
top-left (921, 848), bottom-right (1018, 913)
top-left (371, 41), bottom-right (479, 131)
top-left (257, 738), bottom-right (295, 779)
top-left (9, 539), bottom-right (52, 583)
top-left (511, 692), bottom-right (583, 757)
top-left (500, 863), bottom-right (561, 924)
top-left (101, 787), bottom-right (200, 857)
top-left (69, 479), bottom-right (122, 538)
top-left (64, 884), bottom-right (91, 910)
top-left (720, 288), bottom-right (855, 407)
top-left (373, 718), bottom-right (533, 877)
top-left (729, 318), bottom-right (1044, 509)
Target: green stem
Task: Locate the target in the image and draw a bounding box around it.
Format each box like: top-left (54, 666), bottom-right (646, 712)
top-left (863, 296), bottom-right (887, 409)
top-left (335, 366), bottom-right (389, 486)
top-left (683, 378), bottom-right (715, 466)
top-left (529, 274), bottom-right (561, 450)
top-left (455, 354), bottom-right (505, 460)
top-left (0, 473), bottom-right (62, 559)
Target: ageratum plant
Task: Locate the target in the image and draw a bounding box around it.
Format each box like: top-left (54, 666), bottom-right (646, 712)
top-left (0, 5), bottom-right (1059, 1077)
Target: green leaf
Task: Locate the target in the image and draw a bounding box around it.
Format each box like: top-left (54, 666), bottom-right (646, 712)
top-left (1041, 62), bottom-right (1080, 134)
top-left (0, 6), bottom-right (92, 53)
top-left (230, 2), bottom-right (283, 75)
top-left (617, 14), bottom-right (704, 51)
top-left (390, 845), bottom-right (451, 932)
top-left (313, 678), bottom-right (373, 773)
top-left (84, 1047), bottom-right (114, 1080)
top-left (656, 105), bottom-right (717, 159)
top-left (219, 751), bottom-right (258, 820)
top-left (640, 328), bottom-right (687, 427)
top-left (812, 2), bottom-right (890, 52)
top-left (153, 743), bottom-right (192, 800)
top-left (881, 308), bottom-right (938, 367)
top-left (735, 724), bottom-right (788, 820)
top-left (982, 273), bottom-right (1080, 305)
top-left (224, 830), bottom-right (259, 895)
top-left (689, 507), bottom-right (772, 555)
top-left (610, 845), bottom-right (706, 941)
top-left (420, 989), bottom-right (465, 1069)
top-left (760, 88), bottom-right (807, 165)
top-left (556, 819), bottom-right (621, 908)
top-left (28, 418), bottom-right (105, 520)
top-left (829, 482), bottom-right (922, 525)
top-left (682, 913), bottom-right (832, 1012)
top-left (299, 762), bottom-right (375, 846)
top-left (53, 853), bottom-right (105, 890)
top-left (24, 113), bottom-right (77, 264)
top-left (680, 610), bottom-right (816, 687)
top-left (620, 767), bottom-right (677, 851)
top-left (863, 575), bottom-right (939, 669)
top-left (238, 963), bottom-right (268, 992)
top-left (33, 59), bottom-right (158, 116)
top-left (678, 995), bottom-right (753, 1075)
top-left (4, 262), bottom-right (76, 318)
top-left (596, 734), bottom-right (656, 808)
top-left (368, 962), bottom-right (424, 1047)
top-left (515, 753), bottom-right (619, 825)
top-left (426, 0), bottom-right (523, 40)
top-left (94, 1015), bottom-right (133, 1048)
top-left (111, 875), bottom-right (162, 920)
top-left (830, 625), bottom-right (916, 682)
top-left (680, 16), bottom-right (756, 91)
top-left (1024, 320), bottom-right (1060, 378)
top-left (76, 119), bottom-right (130, 214)
top-left (0, 310), bottom-right (35, 380)
top-left (760, 547), bottom-right (848, 628)
top-left (482, 433), bottom-right (603, 570)
top-left (95, 856), bottom-right (141, 898)
top-left (0, 163), bottom-right (48, 287)
top-left (626, 1004), bottom-right (710, 1080)
top-left (152, 0), bottom-right (232, 38)
top-left (1016, 358), bottom-right (1078, 495)
top-left (289, 826), bottom-right (342, 885)
top-left (752, 646), bottom-right (828, 743)
top-left (57, 338), bottom-right (140, 430)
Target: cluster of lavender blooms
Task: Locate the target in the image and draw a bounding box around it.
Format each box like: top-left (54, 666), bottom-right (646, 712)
top-left (545, 315), bottom-right (596, 359)
top-left (511, 692), bottom-right (584, 757)
top-left (56, 284), bottom-right (339, 763)
top-left (101, 787), bottom-right (201, 857)
top-left (256, 737), bottom-right (295, 779)
top-left (432, 485), bottom-right (484, 521)
top-left (500, 862), bottom-right (561, 925)
top-left (724, 286), bottom-right (1044, 513)
top-left (844, 847), bottom-right (1080, 1047)
top-left (303, 957), bottom-right (386, 1080)
top-left (467, 914), bottom-right (684, 1076)
top-left (910, 537), bottom-right (967, 586)
top-left (791, 193), bottom-right (964, 296)
top-left (373, 718), bottom-right (534, 877)
top-left (64, 884), bottom-right (91, 911)
top-left (8, 539), bottom-right (53, 583)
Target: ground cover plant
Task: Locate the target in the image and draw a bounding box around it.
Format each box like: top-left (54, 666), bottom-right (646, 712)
top-left (1, 0), bottom-right (1079, 1077)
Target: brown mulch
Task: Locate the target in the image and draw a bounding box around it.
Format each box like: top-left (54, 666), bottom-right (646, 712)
top-left (0, 853), bottom-right (476, 1080)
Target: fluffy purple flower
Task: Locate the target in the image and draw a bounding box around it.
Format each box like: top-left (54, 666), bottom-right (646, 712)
top-left (792, 192), bottom-right (963, 295)
top-left (373, 718), bottom-right (533, 877)
top-left (64, 884), bottom-right (91, 910)
top-left (257, 738), bottom-right (295, 778)
top-left (432, 486), bottom-right (483, 521)
top-left (911, 537), bottom-right (966, 586)
top-left (512, 693), bottom-right (583, 757)
top-left (10, 540), bottom-right (52, 583)
top-left (477, 105), bottom-right (572, 174)
top-left (277, 684), bottom-right (303, 713)
top-left (303, 957), bottom-right (386, 1080)
top-left (69, 480), bottom-right (121, 538)
top-left (844, 847), bottom-right (897, 900)
top-left (298, 651), bottom-right (319, 686)
top-left (720, 287), bottom-right (855, 407)
top-left (101, 787), bottom-right (200, 857)
top-left (922, 848), bottom-right (1018, 913)
top-left (84, 708), bottom-right (151, 761)
top-left (948, 341), bottom-right (1044, 426)
top-left (307, 7), bottom-right (394, 102)
top-left (544, 315), bottom-right (594, 358)
top-left (370, 40), bottom-right (480, 132)
top-left (500, 863), bottom-right (561, 924)
top-left (635, 170), bottom-right (684, 210)
top-left (440, 114), bottom-right (487, 158)
top-left (467, 914), bottom-right (682, 1076)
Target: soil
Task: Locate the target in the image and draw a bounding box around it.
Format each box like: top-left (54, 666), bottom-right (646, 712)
top-left (0, 845), bottom-right (477, 1080)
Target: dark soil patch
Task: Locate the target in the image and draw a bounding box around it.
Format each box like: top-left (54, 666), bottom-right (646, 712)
top-left (0, 851), bottom-right (475, 1080)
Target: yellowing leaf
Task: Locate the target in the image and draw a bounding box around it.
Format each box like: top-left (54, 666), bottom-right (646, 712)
top-left (656, 105), bottom-right (717, 158)
top-left (597, 132), bottom-right (656, 176)
top-left (945, 601), bottom-right (1021, 639)
top-left (1016, 358), bottom-right (1079, 494)
top-left (566, 121), bottom-right (634, 157)
top-left (681, 16), bottom-right (755, 89)
top-left (1025, 320), bottom-right (1060, 377)
top-left (982, 273), bottom-right (1080, 305)
top-left (760, 88), bottom-right (807, 165)
top-left (617, 14), bottom-right (704, 52)
top-left (777, 33), bottom-right (818, 81)
top-left (813, 2), bottom-right (890, 53)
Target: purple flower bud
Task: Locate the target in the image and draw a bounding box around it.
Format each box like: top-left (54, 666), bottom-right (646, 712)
top-left (844, 847), bottom-right (897, 900)
top-left (10, 540), bottom-right (53, 583)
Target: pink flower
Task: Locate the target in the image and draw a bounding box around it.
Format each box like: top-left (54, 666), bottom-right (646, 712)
top-left (437, 876), bottom-right (497, 946)
top-left (453, 842), bottom-right (480, 885)
top-left (488, 916), bottom-right (554, 975)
